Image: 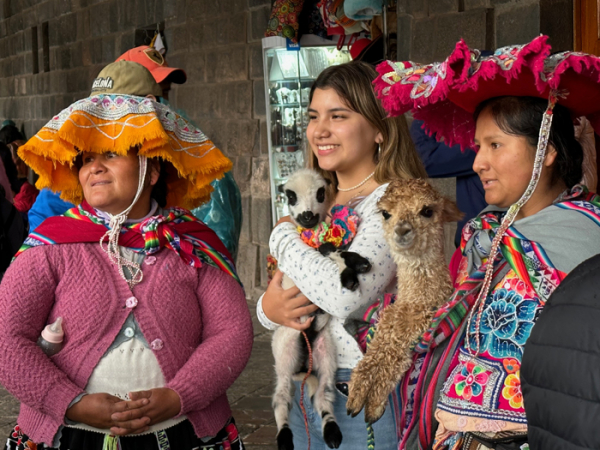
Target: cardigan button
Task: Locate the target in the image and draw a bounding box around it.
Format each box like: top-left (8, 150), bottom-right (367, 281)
top-left (150, 339), bottom-right (163, 350)
top-left (125, 297), bottom-right (138, 308)
top-left (144, 256), bottom-right (157, 265)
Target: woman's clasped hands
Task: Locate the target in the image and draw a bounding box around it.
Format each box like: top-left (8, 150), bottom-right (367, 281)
top-left (65, 388), bottom-right (181, 436)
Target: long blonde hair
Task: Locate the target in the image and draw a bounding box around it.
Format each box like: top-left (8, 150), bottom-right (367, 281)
top-left (308, 61), bottom-right (426, 194)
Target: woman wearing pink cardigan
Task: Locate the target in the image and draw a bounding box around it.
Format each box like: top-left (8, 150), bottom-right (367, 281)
top-left (0, 62), bottom-right (253, 450)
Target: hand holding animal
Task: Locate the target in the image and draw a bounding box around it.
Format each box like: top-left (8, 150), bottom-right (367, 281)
top-left (346, 179), bottom-right (462, 423)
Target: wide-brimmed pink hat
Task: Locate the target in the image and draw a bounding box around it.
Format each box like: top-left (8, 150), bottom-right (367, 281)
top-left (374, 35), bottom-right (600, 150)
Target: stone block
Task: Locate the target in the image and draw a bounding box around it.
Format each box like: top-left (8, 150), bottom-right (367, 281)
top-left (175, 0), bottom-right (187, 24)
top-left (131, 0), bottom-right (148, 27)
top-left (259, 118), bottom-right (267, 155)
top-left (102, 36), bottom-right (115, 63)
top-left (117, 31), bottom-right (136, 55)
top-left (55, 46), bottom-right (71, 70)
top-left (143, 0), bottom-right (158, 24)
top-left (397, 14), bottom-right (413, 60)
top-left (109, 0), bottom-right (120, 34)
top-left (204, 0), bottom-right (221, 17)
top-left (218, 13), bottom-right (247, 46)
top-left (251, 195), bottom-right (272, 245)
top-left (37, 1), bottom-right (54, 24)
top-left (429, 0), bottom-right (458, 15)
top-left (173, 24), bottom-right (188, 50)
top-left (411, 17), bottom-right (435, 63)
top-left (54, 0), bottom-right (72, 16)
top-left (258, 245), bottom-right (270, 288)
top-left (76, 9), bottom-right (91, 42)
top-left (249, 0), bottom-right (271, 7)
top-left (175, 85), bottom-right (196, 117)
top-left (187, 22), bottom-right (205, 49)
top-left (194, 84), bottom-right (220, 118)
top-left (495, 3), bottom-right (540, 48)
top-left (90, 3), bottom-right (111, 38)
top-left (117, 0), bottom-right (135, 29)
top-left (184, 50), bottom-right (205, 82)
top-left (464, 0), bottom-right (490, 9)
top-left (249, 6), bottom-right (270, 42)
top-left (162, 0), bottom-right (177, 19)
top-left (234, 154), bottom-right (253, 192)
top-left (433, 9), bottom-right (489, 61)
top-left (221, 80), bottom-right (253, 119)
top-left (50, 69), bottom-right (68, 93)
top-left (253, 80), bottom-right (265, 117)
top-left (228, 119), bottom-right (258, 157)
top-left (90, 37), bottom-right (103, 64)
top-left (249, 42), bottom-right (264, 79)
top-left (186, 0), bottom-right (205, 21)
top-left (206, 45), bottom-right (247, 82)
top-left (250, 155), bottom-right (270, 198)
top-left (7, 13), bottom-right (23, 36)
top-left (70, 41), bottom-right (83, 68)
top-left (236, 241), bottom-right (258, 291)
top-left (239, 194), bottom-right (251, 242)
top-left (540, 0), bottom-right (573, 52)
top-left (397, 0), bottom-right (428, 18)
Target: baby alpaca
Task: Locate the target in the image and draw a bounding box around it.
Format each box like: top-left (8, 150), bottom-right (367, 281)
top-left (346, 179), bottom-right (462, 423)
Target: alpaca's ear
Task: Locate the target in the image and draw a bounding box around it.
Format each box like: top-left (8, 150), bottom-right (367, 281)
top-left (442, 198), bottom-right (463, 223)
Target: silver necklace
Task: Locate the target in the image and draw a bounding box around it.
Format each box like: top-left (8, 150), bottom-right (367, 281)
top-left (337, 171), bottom-right (375, 192)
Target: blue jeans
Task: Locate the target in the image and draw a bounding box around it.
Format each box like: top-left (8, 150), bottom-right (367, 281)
top-left (289, 369), bottom-right (398, 450)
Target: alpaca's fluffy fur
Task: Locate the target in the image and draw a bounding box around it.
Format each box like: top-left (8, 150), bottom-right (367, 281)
top-left (346, 179), bottom-right (462, 423)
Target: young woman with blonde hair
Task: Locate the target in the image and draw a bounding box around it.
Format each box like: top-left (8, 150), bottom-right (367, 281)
top-left (258, 61), bottom-right (426, 449)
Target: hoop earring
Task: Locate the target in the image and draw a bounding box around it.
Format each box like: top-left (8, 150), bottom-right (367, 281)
top-left (378, 144), bottom-right (382, 160)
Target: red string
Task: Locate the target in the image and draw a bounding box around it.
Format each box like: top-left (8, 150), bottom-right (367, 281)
top-left (300, 330), bottom-right (313, 450)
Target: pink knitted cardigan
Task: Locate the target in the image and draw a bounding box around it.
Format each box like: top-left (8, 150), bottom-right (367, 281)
top-left (0, 243), bottom-right (253, 445)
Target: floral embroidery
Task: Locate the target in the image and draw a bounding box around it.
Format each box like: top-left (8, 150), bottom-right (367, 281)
top-left (475, 419), bottom-right (504, 433)
top-left (502, 370), bottom-right (523, 409)
top-left (503, 358), bottom-right (520, 374)
top-left (467, 288), bottom-right (537, 359)
top-left (453, 361), bottom-right (489, 400)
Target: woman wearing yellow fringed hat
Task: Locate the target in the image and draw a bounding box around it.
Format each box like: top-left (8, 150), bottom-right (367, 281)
top-left (344, 36), bottom-right (600, 450)
top-left (0, 61), bottom-right (253, 450)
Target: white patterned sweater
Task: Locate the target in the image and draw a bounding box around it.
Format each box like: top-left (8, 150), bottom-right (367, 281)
top-left (257, 183), bottom-right (397, 368)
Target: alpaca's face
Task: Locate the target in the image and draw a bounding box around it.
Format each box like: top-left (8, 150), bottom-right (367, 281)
top-left (281, 168), bottom-right (331, 229)
top-left (378, 179), bottom-right (462, 256)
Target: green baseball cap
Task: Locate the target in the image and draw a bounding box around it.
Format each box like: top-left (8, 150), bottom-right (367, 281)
top-left (90, 60), bottom-right (162, 97)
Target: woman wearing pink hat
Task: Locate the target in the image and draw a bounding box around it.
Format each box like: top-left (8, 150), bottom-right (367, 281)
top-left (346, 36), bottom-right (600, 450)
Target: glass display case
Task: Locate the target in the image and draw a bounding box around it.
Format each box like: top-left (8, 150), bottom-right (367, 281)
top-left (262, 36), bottom-right (351, 225)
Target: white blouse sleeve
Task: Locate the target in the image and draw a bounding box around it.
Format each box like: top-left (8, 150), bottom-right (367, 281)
top-left (256, 293), bottom-right (279, 330)
top-left (269, 186), bottom-right (396, 320)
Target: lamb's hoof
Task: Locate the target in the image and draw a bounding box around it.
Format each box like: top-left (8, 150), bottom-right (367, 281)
top-left (341, 269), bottom-right (360, 291)
top-left (323, 422), bottom-right (343, 448)
top-left (277, 426), bottom-right (294, 450)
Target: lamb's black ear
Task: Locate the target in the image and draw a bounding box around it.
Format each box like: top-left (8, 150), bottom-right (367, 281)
top-left (278, 184), bottom-right (285, 193)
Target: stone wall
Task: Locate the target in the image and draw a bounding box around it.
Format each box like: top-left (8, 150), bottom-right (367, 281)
top-left (0, 0), bottom-right (273, 297)
top-left (0, 0), bottom-right (574, 296)
top-left (397, 0), bottom-right (573, 63)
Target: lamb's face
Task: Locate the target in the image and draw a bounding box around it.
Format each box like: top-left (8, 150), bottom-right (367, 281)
top-left (378, 179), bottom-right (462, 255)
top-left (281, 169), bottom-right (330, 229)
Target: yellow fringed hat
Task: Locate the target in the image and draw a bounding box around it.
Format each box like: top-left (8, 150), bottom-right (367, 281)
top-left (19, 93), bottom-right (232, 210)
